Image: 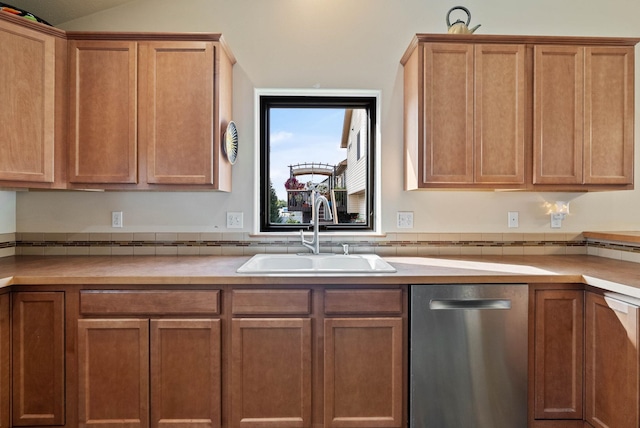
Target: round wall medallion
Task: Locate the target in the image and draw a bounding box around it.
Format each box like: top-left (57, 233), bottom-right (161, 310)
top-left (224, 121), bottom-right (238, 165)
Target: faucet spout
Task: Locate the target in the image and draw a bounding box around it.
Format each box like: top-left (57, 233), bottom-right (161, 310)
top-left (300, 190), bottom-right (332, 254)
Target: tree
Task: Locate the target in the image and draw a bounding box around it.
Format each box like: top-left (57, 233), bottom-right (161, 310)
top-left (269, 181), bottom-right (280, 223)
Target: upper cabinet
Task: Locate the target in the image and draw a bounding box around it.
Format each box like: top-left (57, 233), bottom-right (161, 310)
top-left (402, 34), bottom-right (639, 191)
top-left (404, 41), bottom-right (525, 188)
top-left (68, 40), bottom-right (137, 184)
top-left (0, 13), bottom-right (67, 188)
top-left (0, 13), bottom-right (235, 191)
top-left (68, 33), bottom-right (235, 191)
top-left (533, 45), bottom-right (634, 186)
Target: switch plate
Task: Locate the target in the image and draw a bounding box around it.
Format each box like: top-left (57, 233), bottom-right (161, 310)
top-left (397, 211), bottom-right (414, 229)
top-left (111, 211), bottom-right (123, 228)
top-left (508, 211), bottom-right (519, 228)
top-left (227, 212), bottom-right (243, 229)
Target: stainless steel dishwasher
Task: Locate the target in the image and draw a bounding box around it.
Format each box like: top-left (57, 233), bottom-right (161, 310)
top-left (410, 284), bottom-right (528, 428)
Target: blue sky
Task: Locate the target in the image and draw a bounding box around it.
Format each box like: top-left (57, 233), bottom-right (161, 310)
top-left (270, 108), bottom-right (347, 200)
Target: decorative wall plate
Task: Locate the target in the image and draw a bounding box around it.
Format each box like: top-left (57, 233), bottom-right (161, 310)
top-left (224, 121), bottom-right (238, 165)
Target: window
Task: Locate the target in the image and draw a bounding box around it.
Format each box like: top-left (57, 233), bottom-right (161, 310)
top-left (256, 90), bottom-right (379, 233)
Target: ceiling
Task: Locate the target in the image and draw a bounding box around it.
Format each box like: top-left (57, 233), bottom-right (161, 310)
top-left (4, 0), bottom-right (135, 25)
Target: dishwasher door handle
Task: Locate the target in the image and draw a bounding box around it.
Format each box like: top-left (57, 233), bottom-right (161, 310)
top-left (429, 299), bottom-right (512, 310)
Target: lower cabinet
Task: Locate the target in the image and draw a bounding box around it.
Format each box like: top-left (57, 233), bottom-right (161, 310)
top-left (78, 318), bottom-right (221, 428)
top-left (230, 287), bottom-right (406, 428)
top-left (6, 286), bottom-right (405, 428)
top-left (533, 286), bottom-right (640, 428)
top-left (533, 288), bottom-right (584, 421)
top-left (585, 291), bottom-right (639, 428)
top-left (12, 292), bottom-right (65, 426)
top-left (0, 293), bottom-right (9, 428)
top-left (324, 317), bottom-right (403, 428)
top-left (323, 289), bottom-right (404, 428)
top-left (76, 289), bottom-right (223, 428)
top-left (230, 318), bottom-right (312, 428)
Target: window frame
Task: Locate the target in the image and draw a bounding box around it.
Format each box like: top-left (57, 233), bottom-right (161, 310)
top-left (254, 89), bottom-right (381, 234)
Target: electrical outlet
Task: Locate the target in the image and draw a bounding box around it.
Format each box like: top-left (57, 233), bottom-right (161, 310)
top-left (397, 211), bottom-right (414, 229)
top-left (111, 211), bottom-right (123, 228)
top-left (550, 213), bottom-right (563, 229)
top-left (227, 212), bottom-right (243, 229)
top-left (508, 211), bottom-right (519, 228)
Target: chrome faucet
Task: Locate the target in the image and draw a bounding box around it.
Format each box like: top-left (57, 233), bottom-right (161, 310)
top-left (300, 190), bottom-right (333, 254)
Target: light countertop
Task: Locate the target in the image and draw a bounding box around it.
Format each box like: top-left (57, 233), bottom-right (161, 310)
top-left (1, 254), bottom-right (640, 298)
top-left (583, 231), bottom-right (640, 244)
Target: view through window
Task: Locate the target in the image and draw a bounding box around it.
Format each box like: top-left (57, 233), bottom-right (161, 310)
top-left (259, 94), bottom-right (376, 232)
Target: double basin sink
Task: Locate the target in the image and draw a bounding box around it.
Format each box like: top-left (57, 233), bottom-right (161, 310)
top-left (237, 253), bottom-right (396, 274)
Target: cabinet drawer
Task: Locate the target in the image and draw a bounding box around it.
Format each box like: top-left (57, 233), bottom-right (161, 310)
top-left (232, 289), bottom-right (311, 315)
top-left (324, 289), bottom-right (403, 315)
top-left (80, 290), bottom-right (220, 315)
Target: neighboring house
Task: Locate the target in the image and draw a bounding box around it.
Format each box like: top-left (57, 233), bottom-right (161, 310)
top-left (285, 107), bottom-right (369, 224)
top-left (341, 108), bottom-right (367, 220)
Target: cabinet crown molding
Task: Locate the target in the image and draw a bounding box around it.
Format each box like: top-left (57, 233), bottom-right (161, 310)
top-left (402, 33), bottom-right (640, 65)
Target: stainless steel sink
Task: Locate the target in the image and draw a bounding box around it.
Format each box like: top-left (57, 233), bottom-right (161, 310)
top-left (236, 253), bottom-right (396, 274)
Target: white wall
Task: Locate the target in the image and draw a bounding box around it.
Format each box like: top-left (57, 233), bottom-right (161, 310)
top-left (16, 0), bottom-right (640, 234)
top-left (0, 191), bottom-right (16, 234)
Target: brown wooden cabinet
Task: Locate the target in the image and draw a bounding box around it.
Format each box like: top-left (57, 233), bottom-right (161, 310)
top-left (77, 290), bottom-right (222, 428)
top-left (323, 289), bottom-right (404, 428)
top-left (68, 33), bottom-right (235, 190)
top-left (68, 40), bottom-right (138, 184)
top-left (7, 284), bottom-right (406, 428)
top-left (0, 14), bottom-right (67, 188)
top-left (324, 318), bottom-right (403, 428)
top-left (0, 293), bottom-right (9, 428)
top-left (77, 319), bottom-right (149, 428)
top-left (403, 39), bottom-right (525, 189)
top-left (585, 291), bottom-right (639, 428)
top-left (532, 288), bottom-right (584, 422)
top-left (533, 45), bottom-right (634, 187)
top-left (12, 292), bottom-right (65, 426)
top-left (77, 318), bottom-right (221, 428)
top-left (402, 34), bottom-right (638, 191)
top-left (230, 318), bottom-right (312, 428)
top-left (230, 289), bottom-right (312, 428)
top-left (230, 287), bottom-right (406, 428)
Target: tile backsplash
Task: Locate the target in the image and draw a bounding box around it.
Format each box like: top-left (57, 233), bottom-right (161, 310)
top-left (3, 232), bottom-right (639, 264)
top-left (8, 231), bottom-right (584, 255)
top-left (0, 233), bottom-right (15, 258)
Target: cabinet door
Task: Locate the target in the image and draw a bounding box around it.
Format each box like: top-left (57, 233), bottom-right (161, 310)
top-left (534, 290), bottom-right (584, 420)
top-left (139, 42), bottom-right (215, 185)
top-left (422, 43), bottom-right (474, 184)
top-left (69, 40), bottom-right (138, 184)
top-left (585, 292), bottom-right (639, 428)
top-left (324, 318), bottom-right (403, 428)
top-left (583, 47), bottom-right (634, 185)
top-left (0, 20), bottom-right (55, 183)
top-left (78, 319), bottom-right (149, 428)
top-left (150, 319), bottom-right (221, 428)
top-left (0, 294), bottom-right (9, 428)
top-left (533, 45), bottom-right (584, 184)
top-left (12, 292), bottom-right (65, 426)
top-left (474, 44), bottom-right (525, 184)
top-left (231, 318), bottom-right (312, 428)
